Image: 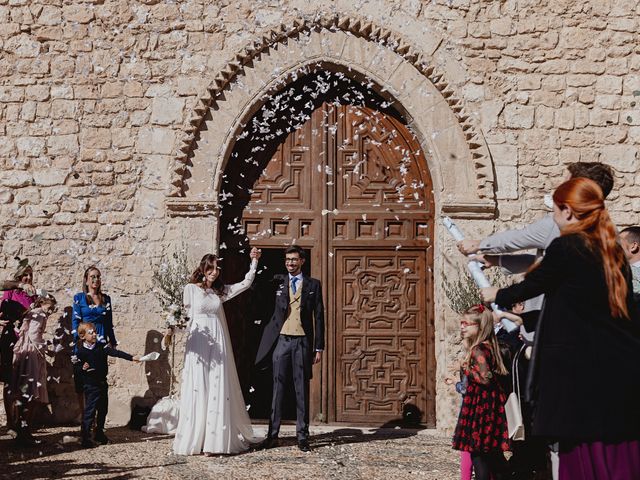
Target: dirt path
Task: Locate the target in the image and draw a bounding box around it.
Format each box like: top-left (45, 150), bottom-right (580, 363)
top-left (0, 424), bottom-right (459, 480)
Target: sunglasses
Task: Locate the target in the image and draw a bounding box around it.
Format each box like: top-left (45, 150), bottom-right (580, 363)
top-left (460, 321), bottom-right (479, 327)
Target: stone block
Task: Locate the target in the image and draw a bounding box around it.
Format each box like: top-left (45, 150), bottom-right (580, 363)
top-left (518, 75), bottom-right (542, 90)
top-left (123, 81), bottom-right (144, 98)
top-left (98, 212), bottom-right (130, 225)
top-left (151, 97), bottom-right (184, 125)
top-left (32, 169), bottom-right (68, 187)
top-left (13, 187), bottom-right (41, 205)
top-left (629, 126), bottom-right (640, 143)
top-left (145, 84), bottom-right (171, 98)
top-left (51, 99), bottom-right (76, 119)
top-left (0, 86), bottom-right (25, 102)
top-left (595, 75), bottom-right (623, 94)
top-left (52, 212), bottom-right (75, 225)
top-left (570, 60), bottom-right (605, 75)
top-left (503, 104), bottom-right (535, 128)
top-left (62, 4), bottom-right (94, 24)
top-left (101, 82), bottom-right (123, 98)
top-left (489, 144), bottom-right (518, 166)
top-left (555, 108), bottom-right (574, 130)
top-left (137, 128), bottom-right (176, 155)
top-left (40, 186), bottom-right (68, 204)
top-left (17, 136), bottom-right (46, 157)
top-left (0, 138), bottom-right (16, 156)
top-left (175, 77), bottom-right (206, 96)
top-left (4, 34), bottom-right (41, 58)
top-left (595, 94), bottom-right (621, 110)
top-left (490, 18), bottom-right (515, 36)
top-left (623, 111), bottom-right (640, 126)
top-left (38, 5), bottom-right (61, 26)
top-left (47, 134), bottom-right (79, 155)
top-left (61, 198), bottom-right (89, 213)
top-left (535, 105), bottom-right (554, 129)
top-left (25, 85), bottom-right (50, 101)
top-left (0, 189), bottom-right (14, 204)
top-left (537, 59), bottom-right (569, 75)
top-left (92, 172), bottom-right (114, 186)
top-left (140, 155), bottom-right (171, 190)
top-left (20, 101), bottom-right (37, 121)
top-left (589, 108), bottom-right (618, 126)
top-left (80, 128), bottom-right (111, 149)
top-left (112, 128), bottom-right (136, 148)
top-left (74, 84), bottom-right (99, 100)
top-left (52, 120), bottom-right (79, 135)
top-left (0, 171), bottom-right (33, 187)
top-left (50, 85), bottom-right (73, 100)
top-left (567, 74), bottom-right (596, 88)
top-left (601, 145), bottom-right (637, 173)
top-left (495, 165), bottom-right (518, 200)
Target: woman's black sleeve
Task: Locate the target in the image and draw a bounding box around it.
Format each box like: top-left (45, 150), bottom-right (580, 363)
top-left (495, 237), bottom-right (569, 309)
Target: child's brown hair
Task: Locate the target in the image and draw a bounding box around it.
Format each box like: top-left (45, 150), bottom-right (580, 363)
top-left (77, 322), bottom-right (96, 338)
top-left (461, 305), bottom-right (508, 376)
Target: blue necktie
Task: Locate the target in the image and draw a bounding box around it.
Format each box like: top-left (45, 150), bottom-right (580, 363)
top-left (291, 277), bottom-right (298, 294)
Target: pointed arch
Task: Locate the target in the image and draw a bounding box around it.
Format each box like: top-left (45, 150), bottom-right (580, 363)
top-left (165, 14), bottom-right (497, 219)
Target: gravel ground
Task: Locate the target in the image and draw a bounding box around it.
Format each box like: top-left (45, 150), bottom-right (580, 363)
top-left (0, 424), bottom-right (459, 480)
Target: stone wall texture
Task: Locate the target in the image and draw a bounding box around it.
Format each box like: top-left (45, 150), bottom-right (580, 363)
top-left (1, 0), bottom-right (639, 430)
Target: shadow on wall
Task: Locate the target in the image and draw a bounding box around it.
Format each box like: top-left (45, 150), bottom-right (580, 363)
top-left (128, 330), bottom-right (171, 429)
top-left (45, 306), bottom-right (79, 425)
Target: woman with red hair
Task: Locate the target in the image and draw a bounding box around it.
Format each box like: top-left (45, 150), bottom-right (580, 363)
top-left (482, 177), bottom-right (640, 479)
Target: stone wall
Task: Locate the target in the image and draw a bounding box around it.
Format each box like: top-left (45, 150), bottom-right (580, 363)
top-left (0, 0), bottom-right (638, 430)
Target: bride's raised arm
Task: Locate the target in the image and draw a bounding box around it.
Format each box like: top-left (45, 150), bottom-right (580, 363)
top-left (222, 247), bottom-right (261, 302)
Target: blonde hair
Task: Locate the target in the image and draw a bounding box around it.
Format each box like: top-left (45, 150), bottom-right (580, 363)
top-left (461, 305), bottom-right (508, 376)
top-left (13, 263), bottom-right (32, 281)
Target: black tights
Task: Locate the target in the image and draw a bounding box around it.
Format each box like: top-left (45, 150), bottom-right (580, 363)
top-left (471, 451), bottom-right (508, 480)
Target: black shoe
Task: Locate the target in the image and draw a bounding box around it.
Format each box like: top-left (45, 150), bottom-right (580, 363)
top-left (297, 440), bottom-right (311, 452)
top-left (81, 438), bottom-right (96, 449)
top-left (94, 432), bottom-right (109, 445)
top-left (15, 434), bottom-right (38, 447)
top-left (259, 437), bottom-right (279, 449)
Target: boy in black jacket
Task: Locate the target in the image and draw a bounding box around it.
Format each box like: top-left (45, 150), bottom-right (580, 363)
top-left (76, 322), bottom-right (140, 448)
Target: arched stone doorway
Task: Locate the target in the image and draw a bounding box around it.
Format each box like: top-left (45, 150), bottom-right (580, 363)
top-left (218, 70), bottom-right (435, 426)
top-left (165, 17), bottom-right (499, 428)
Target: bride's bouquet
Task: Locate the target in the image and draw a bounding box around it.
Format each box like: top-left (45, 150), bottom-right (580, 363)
top-left (152, 246), bottom-right (190, 349)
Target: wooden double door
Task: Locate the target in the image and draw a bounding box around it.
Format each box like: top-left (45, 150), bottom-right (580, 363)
top-left (220, 90), bottom-right (435, 426)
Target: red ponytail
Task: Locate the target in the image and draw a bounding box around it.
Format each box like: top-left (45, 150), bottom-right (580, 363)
top-left (553, 178), bottom-right (629, 319)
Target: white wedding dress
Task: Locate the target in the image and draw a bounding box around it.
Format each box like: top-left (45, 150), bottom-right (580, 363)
top-left (173, 259), bottom-right (264, 455)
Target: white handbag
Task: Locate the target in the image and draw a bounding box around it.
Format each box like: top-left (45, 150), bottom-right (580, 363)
top-left (505, 346), bottom-right (525, 441)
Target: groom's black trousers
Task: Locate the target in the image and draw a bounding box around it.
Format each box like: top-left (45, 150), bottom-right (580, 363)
top-left (268, 334), bottom-right (310, 442)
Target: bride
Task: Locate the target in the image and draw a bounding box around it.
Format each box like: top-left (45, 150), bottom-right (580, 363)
top-left (168, 247), bottom-right (264, 455)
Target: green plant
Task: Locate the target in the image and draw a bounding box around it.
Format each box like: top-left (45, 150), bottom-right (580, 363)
top-left (443, 265), bottom-right (510, 314)
top-left (152, 244), bottom-right (191, 328)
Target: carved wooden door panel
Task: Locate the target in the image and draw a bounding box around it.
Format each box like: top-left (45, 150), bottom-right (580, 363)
top-left (335, 250), bottom-right (428, 423)
top-left (328, 104), bottom-right (434, 425)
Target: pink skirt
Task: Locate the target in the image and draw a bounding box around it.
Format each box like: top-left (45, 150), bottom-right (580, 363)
top-left (11, 345), bottom-right (48, 404)
top-left (559, 440), bottom-right (640, 480)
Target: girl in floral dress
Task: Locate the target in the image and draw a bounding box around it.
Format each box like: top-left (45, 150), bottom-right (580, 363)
top-left (11, 294), bottom-right (57, 445)
top-left (452, 304), bottom-right (510, 480)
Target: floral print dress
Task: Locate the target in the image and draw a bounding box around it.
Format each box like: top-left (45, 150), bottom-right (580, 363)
top-left (452, 342), bottom-right (510, 453)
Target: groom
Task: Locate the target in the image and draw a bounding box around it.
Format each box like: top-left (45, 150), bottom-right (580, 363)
top-left (255, 245), bottom-right (324, 452)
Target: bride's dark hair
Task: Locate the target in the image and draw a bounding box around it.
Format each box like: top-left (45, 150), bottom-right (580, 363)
top-left (189, 254), bottom-right (225, 295)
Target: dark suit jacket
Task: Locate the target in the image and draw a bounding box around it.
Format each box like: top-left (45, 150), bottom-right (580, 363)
top-left (496, 233), bottom-right (640, 442)
top-left (255, 274), bottom-right (324, 376)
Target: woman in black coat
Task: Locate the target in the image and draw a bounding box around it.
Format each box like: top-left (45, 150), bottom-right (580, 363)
top-left (482, 178), bottom-right (640, 480)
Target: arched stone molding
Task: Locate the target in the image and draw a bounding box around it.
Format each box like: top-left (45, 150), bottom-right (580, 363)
top-left (165, 14), bottom-right (497, 220)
